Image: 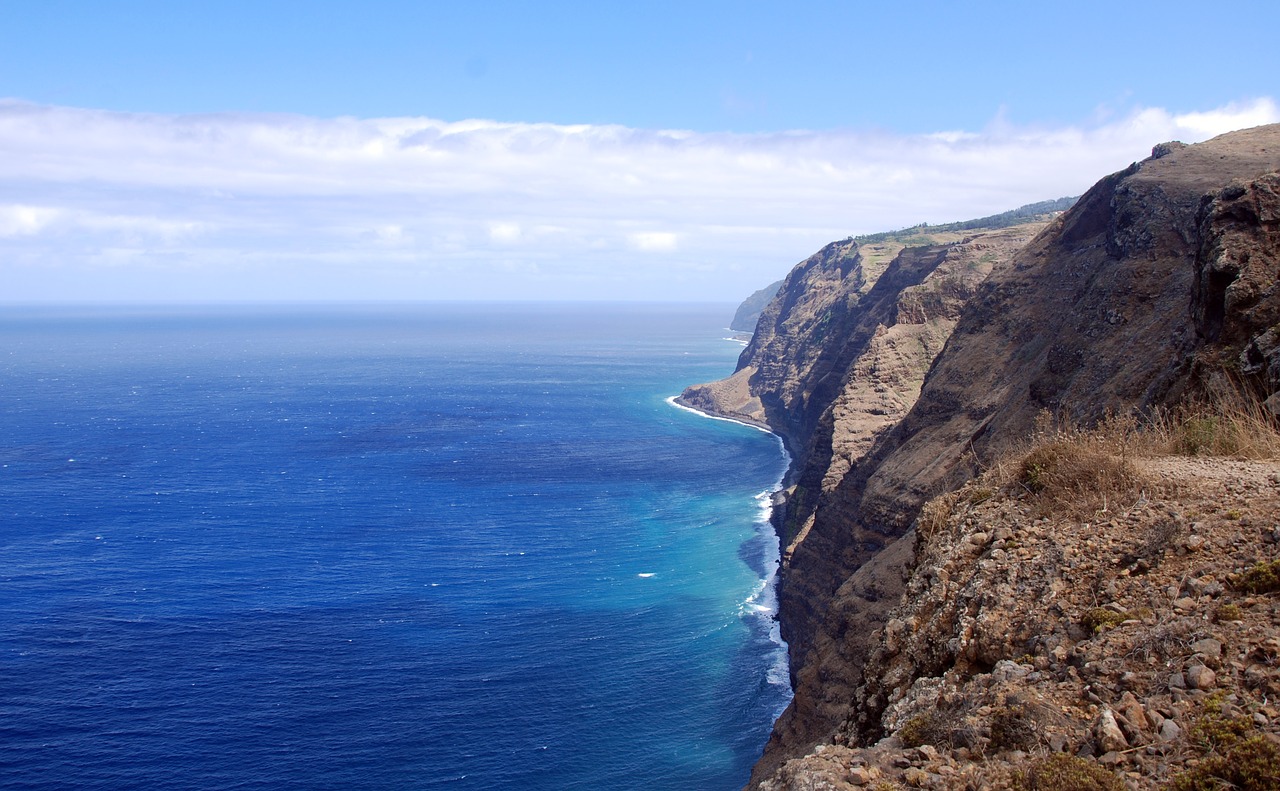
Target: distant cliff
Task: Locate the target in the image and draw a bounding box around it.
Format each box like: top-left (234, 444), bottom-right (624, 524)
top-left (682, 124), bottom-right (1280, 789)
top-left (731, 280), bottom-right (784, 333)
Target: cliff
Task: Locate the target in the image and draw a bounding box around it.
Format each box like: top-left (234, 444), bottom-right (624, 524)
top-left (763, 450), bottom-right (1280, 789)
top-left (684, 124), bottom-right (1280, 788)
top-left (732, 280), bottom-right (785, 333)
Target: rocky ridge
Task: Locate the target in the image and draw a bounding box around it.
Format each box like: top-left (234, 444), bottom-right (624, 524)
top-left (683, 124), bottom-right (1280, 788)
top-left (762, 449), bottom-right (1280, 789)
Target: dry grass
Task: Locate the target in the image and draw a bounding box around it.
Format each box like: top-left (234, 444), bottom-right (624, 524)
top-left (915, 387), bottom-right (1277, 545)
top-left (1145, 380), bottom-right (1280, 459)
top-left (990, 414), bottom-right (1148, 518)
top-left (1151, 405), bottom-right (1280, 459)
top-left (1015, 439), bottom-right (1143, 515)
top-left (989, 385), bottom-right (1279, 517)
top-left (916, 490), bottom-right (961, 544)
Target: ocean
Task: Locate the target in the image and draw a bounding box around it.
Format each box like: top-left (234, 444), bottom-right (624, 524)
top-left (0, 303), bottom-right (790, 790)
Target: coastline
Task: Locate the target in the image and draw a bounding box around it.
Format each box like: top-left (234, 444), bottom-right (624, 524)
top-left (666, 394), bottom-right (775, 435)
top-left (666, 393), bottom-right (794, 714)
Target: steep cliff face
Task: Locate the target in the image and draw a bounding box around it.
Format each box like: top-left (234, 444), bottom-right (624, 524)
top-left (696, 125), bottom-right (1280, 788)
top-left (731, 280), bottom-right (785, 333)
top-left (679, 225), bottom-right (1046, 476)
top-left (679, 219), bottom-right (1054, 782)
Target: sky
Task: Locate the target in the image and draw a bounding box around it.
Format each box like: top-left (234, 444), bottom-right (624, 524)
top-left (1, 1), bottom-right (1278, 303)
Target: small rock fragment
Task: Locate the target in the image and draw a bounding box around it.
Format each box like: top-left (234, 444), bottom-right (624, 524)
top-left (1096, 708), bottom-right (1129, 753)
top-left (903, 767), bottom-right (929, 787)
top-left (1186, 664), bottom-right (1217, 690)
top-left (1189, 638), bottom-right (1222, 661)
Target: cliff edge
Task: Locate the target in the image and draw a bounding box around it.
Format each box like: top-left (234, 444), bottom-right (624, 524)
top-left (687, 124), bottom-right (1280, 788)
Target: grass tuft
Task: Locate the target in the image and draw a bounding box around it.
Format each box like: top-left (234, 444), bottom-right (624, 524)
top-left (1232, 560), bottom-right (1280, 594)
top-left (1015, 753), bottom-right (1124, 791)
top-left (1012, 437), bottom-right (1143, 517)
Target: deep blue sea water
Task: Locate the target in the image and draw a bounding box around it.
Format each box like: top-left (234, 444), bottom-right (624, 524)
top-left (0, 303), bottom-right (790, 790)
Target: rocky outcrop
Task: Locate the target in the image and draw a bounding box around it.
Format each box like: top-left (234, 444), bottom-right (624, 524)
top-left (754, 125), bottom-right (1280, 786)
top-left (683, 124), bottom-right (1280, 789)
top-left (680, 224), bottom-right (1047, 482)
top-left (761, 451), bottom-right (1280, 789)
top-left (680, 218), bottom-right (1053, 782)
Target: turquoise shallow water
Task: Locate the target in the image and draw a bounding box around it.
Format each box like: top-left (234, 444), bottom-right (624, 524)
top-left (0, 303), bottom-right (790, 790)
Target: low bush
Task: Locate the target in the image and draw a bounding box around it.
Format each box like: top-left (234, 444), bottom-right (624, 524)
top-left (1080, 608), bottom-right (1129, 634)
top-left (988, 701), bottom-right (1038, 752)
top-left (1171, 694), bottom-right (1280, 790)
top-left (1014, 439), bottom-right (1142, 517)
top-left (1232, 559), bottom-right (1280, 594)
top-left (1015, 753), bottom-right (1124, 791)
top-left (1169, 735), bottom-right (1280, 791)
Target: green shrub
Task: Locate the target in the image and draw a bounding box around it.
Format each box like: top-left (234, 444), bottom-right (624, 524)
top-left (1176, 416), bottom-right (1222, 456)
top-left (1170, 736), bottom-right (1280, 791)
top-left (1081, 608), bottom-right (1128, 634)
top-left (1233, 560), bottom-right (1280, 594)
top-left (898, 713), bottom-right (942, 748)
top-left (1016, 753), bottom-right (1124, 790)
top-left (1187, 695), bottom-right (1255, 753)
top-left (1213, 602), bottom-right (1244, 622)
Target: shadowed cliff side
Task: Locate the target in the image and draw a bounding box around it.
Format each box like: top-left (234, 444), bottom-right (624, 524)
top-left (678, 216), bottom-right (1057, 782)
top-left (750, 124), bottom-right (1280, 788)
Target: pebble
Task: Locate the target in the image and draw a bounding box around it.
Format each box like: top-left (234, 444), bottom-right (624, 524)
top-left (1186, 664), bottom-right (1217, 690)
top-left (1097, 708), bottom-right (1129, 753)
top-left (904, 767), bottom-right (930, 786)
top-left (1189, 638), bottom-right (1222, 661)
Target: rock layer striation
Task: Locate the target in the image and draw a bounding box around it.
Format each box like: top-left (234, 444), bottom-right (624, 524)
top-left (682, 124), bottom-right (1280, 788)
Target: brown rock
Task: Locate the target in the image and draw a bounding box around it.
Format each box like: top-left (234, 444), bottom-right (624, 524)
top-left (1186, 664), bottom-right (1217, 690)
top-left (1096, 708), bottom-right (1129, 753)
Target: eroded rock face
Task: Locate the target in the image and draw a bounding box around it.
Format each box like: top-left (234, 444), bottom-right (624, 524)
top-left (739, 125), bottom-right (1280, 788)
top-left (1193, 171), bottom-right (1280, 411)
top-left (681, 225), bottom-right (1045, 513)
top-left (680, 221), bottom-right (1049, 784)
top-left (758, 454), bottom-right (1280, 790)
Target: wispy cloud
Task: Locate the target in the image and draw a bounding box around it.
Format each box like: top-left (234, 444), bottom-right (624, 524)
top-left (1, 97), bottom-right (1277, 302)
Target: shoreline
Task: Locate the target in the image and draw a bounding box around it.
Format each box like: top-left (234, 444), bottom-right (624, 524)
top-left (666, 394), bottom-right (776, 435)
top-left (666, 393), bottom-right (795, 713)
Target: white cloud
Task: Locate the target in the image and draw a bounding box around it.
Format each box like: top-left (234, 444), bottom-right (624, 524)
top-left (1, 97), bottom-right (1277, 301)
top-left (1173, 98), bottom-right (1280, 139)
top-left (0, 204), bottom-right (61, 236)
top-left (488, 222), bottom-right (522, 243)
top-left (628, 231), bottom-right (679, 252)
